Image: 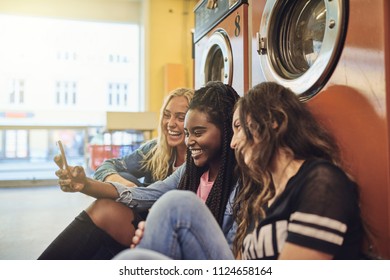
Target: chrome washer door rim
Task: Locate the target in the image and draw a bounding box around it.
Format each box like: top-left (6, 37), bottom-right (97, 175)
top-left (200, 29), bottom-right (233, 86)
top-left (258, 0), bottom-right (347, 100)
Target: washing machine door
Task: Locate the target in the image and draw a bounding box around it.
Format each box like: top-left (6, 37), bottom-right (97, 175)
top-left (256, 0), bottom-right (347, 100)
top-left (200, 29), bottom-right (233, 86)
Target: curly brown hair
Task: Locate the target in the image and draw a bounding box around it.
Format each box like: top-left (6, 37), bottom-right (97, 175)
top-left (232, 82), bottom-right (341, 257)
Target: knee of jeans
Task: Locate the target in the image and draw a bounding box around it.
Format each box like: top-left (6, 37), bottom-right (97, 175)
top-left (114, 248), bottom-right (171, 260)
top-left (164, 190), bottom-right (198, 206)
top-left (151, 190), bottom-right (199, 214)
top-left (114, 248), bottom-right (144, 260)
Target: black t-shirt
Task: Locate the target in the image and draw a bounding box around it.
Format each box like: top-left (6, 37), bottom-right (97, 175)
top-left (241, 159), bottom-right (363, 260)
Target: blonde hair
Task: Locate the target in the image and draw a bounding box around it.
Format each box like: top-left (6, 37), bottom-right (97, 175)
top-left (142, 88), bottom-right (194, 181)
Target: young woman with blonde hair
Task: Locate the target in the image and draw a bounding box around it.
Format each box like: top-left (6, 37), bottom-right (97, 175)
top-left (39, 87), bottom-right (194, 259)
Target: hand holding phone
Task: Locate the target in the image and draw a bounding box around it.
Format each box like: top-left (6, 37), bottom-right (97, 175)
top-left (55, 140), bottom-right (87, 192)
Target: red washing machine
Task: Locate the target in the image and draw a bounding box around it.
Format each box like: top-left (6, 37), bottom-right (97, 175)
top-left (194, 0), bottom-right (249, 96)
top-left (250, 0), bottom-right (390, 258)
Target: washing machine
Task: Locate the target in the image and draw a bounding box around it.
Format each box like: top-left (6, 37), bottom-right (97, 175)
top-left (250, 0), bottom-right (390, 259)
top-left (194, 0), bottom-right (249, 96)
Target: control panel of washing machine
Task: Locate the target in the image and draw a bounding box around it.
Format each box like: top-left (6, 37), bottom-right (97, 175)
top-left (194, 0), bottom-right (248, 43)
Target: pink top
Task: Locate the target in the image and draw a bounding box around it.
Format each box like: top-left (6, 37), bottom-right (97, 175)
top-left (197, 170), bottom-right (214, 202)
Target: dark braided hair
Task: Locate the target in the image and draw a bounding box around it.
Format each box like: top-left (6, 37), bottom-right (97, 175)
top-left (177, 81), bottom-right (240, 226)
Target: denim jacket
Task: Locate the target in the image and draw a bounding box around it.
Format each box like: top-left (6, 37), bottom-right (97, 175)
top-left (94, 139), bottom-right (174, 187)
top-left (110, 163), bottom-right (238, 249)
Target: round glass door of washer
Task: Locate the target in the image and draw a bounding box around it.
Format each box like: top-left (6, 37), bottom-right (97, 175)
top-left (200, 29), bottom-right (233, 85)
top-left (257, 0), bottom-right (347, 100)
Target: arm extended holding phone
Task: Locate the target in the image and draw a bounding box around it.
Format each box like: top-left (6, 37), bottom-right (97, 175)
top-left (54, 140), bottom-right (118, 198)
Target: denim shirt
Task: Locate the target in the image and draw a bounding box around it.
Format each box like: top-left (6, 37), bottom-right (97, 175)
top-left (94, 139), bottom-right (174, 187)
top-left (110, 163), bottom-right (238, 249)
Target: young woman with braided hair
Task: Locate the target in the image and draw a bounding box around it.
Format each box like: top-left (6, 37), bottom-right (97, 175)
top-left (115, 81), bottom-right (363, 260)
top-left (41, 81), bottom-right (240, 259)
top-left (175, 83), bottom-right (238, 226)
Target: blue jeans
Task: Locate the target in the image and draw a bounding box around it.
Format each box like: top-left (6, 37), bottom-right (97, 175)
top-left (114, 190), bottom-right (235, 260)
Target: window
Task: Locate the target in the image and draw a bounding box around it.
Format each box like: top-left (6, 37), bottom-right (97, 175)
top-left (55, 81), bottom-right (77, 105)
top-left (9, 79), bottom-right (25, 105)
top-left (107, 82), bottom-right (130, 108)
top-left (0, 14), bottom-right (141, 115)
top-left (5, 130), bottom-right (28, 158)
top-left (0, 14), bottom-right (142, 167)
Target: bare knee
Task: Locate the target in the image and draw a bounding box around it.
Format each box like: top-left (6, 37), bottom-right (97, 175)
top-left (87, 199), bottom-right (133, 226)
top-left (86, 199), bottom-right (136, 245)
top-left (87, 199), bottom-right (116, 224)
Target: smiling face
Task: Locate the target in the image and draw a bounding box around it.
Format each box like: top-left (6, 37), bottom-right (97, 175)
top-left (184, 109), bottom-right (222, 171)
top-left (231, 107), bottom-right (257, 168)
top-left (162, 96), bottom-right (189, 148)
top-left (230, 107), bottom-right (242, 150)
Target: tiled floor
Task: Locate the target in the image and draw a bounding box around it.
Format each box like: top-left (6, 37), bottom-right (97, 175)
top-left (0, 185), bottom-right (94, 260)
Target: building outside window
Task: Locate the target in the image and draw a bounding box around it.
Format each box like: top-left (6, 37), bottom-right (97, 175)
top-left (0, 14), bottom-right (142, 182)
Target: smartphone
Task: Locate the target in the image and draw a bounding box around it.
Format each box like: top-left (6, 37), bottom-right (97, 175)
top-left (56, 140), bottom-right (69, 171)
